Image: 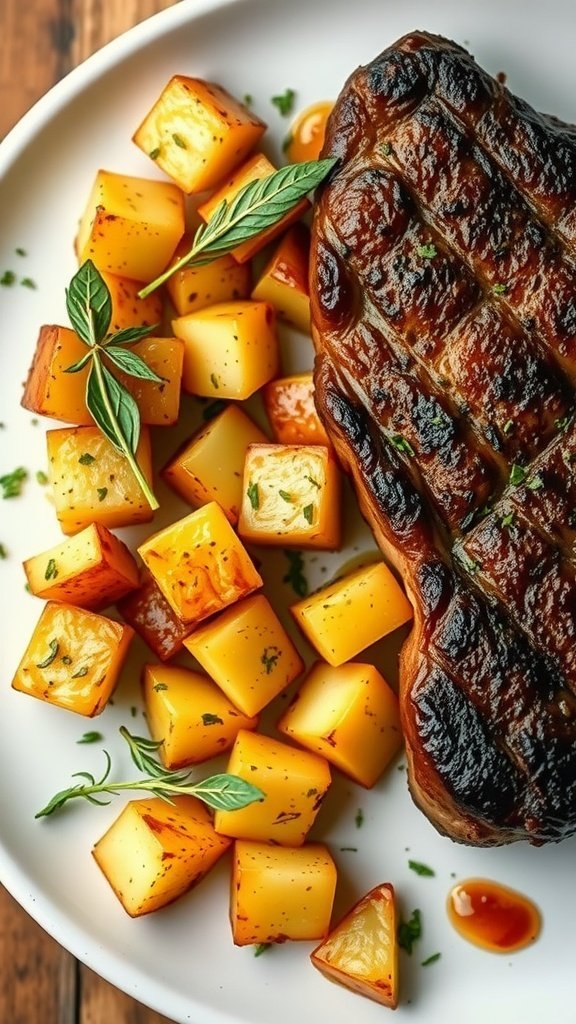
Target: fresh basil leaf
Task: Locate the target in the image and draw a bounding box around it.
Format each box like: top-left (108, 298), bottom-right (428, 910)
top-left (192, 158), bottom-right (337, 261)
top-left (86, 362), bottom-right (140, 455)
top-left (139, 157), bottom-right (338, 297)
top-left (64, 350), bottom-right (93, 374)
top-left (104, 346), bottom-right (165, 383)
top-left (103, 324), bottom-right (157, 346)
top-left (66, 260), bottom-right (112, 346)
top-left (191, 773), bottom-right (264, 811)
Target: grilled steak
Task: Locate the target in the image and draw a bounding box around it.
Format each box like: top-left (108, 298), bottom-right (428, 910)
top-left (310, 31), bottom-right (576, 845)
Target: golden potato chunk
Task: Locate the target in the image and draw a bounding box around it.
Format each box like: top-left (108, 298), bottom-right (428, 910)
top-left (143, 663), bottom-right (258, 769)
top-left (116, 568), bottom-right (191, 662)
top-left (311, 883), bottom-right (399, 1009)
top-left (184, 593), bottom-right (304, 716)
top-left (12, 600), bottom-right (133, 716)
top-left (238, 443), bottom-right (341, 549)
top-left (291, 561), bottom-right (413, 666)
top-left (162, 404), bottom-right (268, 525)
top-left (138, 502), bottom-right (262, 626)
top-left (22, 327), bottom-right (181, 427)
top-left (76, 170), bottom-right (185, 282)
top-left (166, 241), bottom-right (251, 317)
top-left (197, 153), bottom-right (309, 263)
top-left (277, 661), bottom-right (402, 787)
top-left (214, 729), bottom-right (330, 845)
top-left (173, 300), bottom-right (278, 400)
top-left (23, 522), bottom-right (139, 610)
top-left (262, 372), bottom-right (331, 447)
top-left (93, 796), bottom-right (231, 917)
top-left (101, 271), bottom-right (163, 332)
top-left (231, 840), bottom-right (337, 945)
top-left (251, 224), bottom-right (311, 333)
top-left (47, 425), bottom-right (154, 535)
top-left (132, 76), bottom-right (266, 193)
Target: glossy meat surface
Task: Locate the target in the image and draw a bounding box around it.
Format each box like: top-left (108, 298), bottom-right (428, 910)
top-left (311, 31), bottom-right (576, 844)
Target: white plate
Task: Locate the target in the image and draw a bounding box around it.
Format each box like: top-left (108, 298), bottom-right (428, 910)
top-left (1, 0), bottom-right (575, 1021)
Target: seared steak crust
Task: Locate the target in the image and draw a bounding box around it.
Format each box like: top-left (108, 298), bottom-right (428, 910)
top-left (311, 31), bottom-right (576, 845)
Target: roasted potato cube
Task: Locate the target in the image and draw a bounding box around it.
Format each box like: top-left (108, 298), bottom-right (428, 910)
top-left (133, 76), bottom-right (266, 193)
top-left (291, 561), bottom-right (413, 666)
top-left (93, 796), bottom-right (231, 917)
top-left (197, 153), bottom-right (309, 263)
top-left (231, 840), bottom-right (337, 945)
top-left (22, 327), bottom-right (181, 427)
top-left (75, 170), bottom-right (185, 282)
top-left (22, 325), bottom-right (92, 424)
top-left (311, 883), bottom-right (399, 1009)
top-left (162, 404), bottom-right (268, 524)
top-left (20, 277), bottom-right (163, 418)
top-left (184, 594), bottom-right (304, 716)
top-left (12, 600), bottom-right (133, 716)
top-left (173, 300), bottom-right (278, 400)
top-left (23, 522), bottom-right (139, 610)
top-left (102, 271), bottom-right (163, 332)
top-left (117, 568), bottom-right (191, 662)
top-left (166, 240), bottom-right (251, 316)
top-left (238, 443), bottom-right (341, 549)
top-left (251, 224), bottom-right (311, 333)
top-left (111, 336), bottom-right (184, 427)
top-left (47, 425), bottom-right (154, 535)
top-left (262, 372), bottom-right (331, 447)
top-left (138, 502), bottom-right (262, 626)
top-left (277, 662), bottom-right (402, 787)
top-left (214, 729), bottom-right (330, 845)
top-left (143, 663), bottom-right (258, 769)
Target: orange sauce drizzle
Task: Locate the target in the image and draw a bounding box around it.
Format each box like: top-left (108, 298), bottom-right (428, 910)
top-left (285, 101), bottom-right (334, 163)
top-left (447, 878), bottom-right (541, 953)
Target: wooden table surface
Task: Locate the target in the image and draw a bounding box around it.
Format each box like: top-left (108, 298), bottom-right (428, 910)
top-left (0, 4), bottom-right (183, 1020)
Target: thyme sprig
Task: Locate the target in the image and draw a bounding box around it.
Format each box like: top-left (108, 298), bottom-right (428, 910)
top-left (36, 726), bottom-right (264, 818)
top-left (64, 260), bottom-right (162, 510)
top-left (138, 157), bottom-right (338, 298)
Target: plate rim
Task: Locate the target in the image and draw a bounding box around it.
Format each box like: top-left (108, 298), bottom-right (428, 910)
top-left (1, 1), bottom-right (574, 1020)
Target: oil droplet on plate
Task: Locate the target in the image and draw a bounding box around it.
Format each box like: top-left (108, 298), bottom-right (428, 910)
top-left (285, 102), bottom-right (334, 163)
top-left (447, 878), bottom-right (541, 953)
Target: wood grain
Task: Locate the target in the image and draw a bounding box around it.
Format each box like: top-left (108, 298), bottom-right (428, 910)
top-left (0, 0), bottom-right (178, 138)
top-left (0, 6), bottom-right (182, 1020)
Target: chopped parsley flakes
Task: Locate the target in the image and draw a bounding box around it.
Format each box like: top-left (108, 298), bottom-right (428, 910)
top-left (261, 646), bottom-right (280, 674)
top-left (202, 712), bottom-right (224, 726)
top-left (271, 88), bottom-right (295, 116)
top-left (398, 908), bottom-right (422, 954)
top-left (1, 467), bottom-right (27, 499)
top-left (282, 549), bottom-right (308, 597)
top-left (408, 860), bottom-right (435, 877)
top-left (247, 481), bottom-right (260, 510)
top-left (509, 463), bottom-right (527, 486)
top-left (44, 558), bottom-right (58, 581)
top-left (417, 243), bottom-right (437, 260)
top-left (77, 731), bottom-right (103, 744)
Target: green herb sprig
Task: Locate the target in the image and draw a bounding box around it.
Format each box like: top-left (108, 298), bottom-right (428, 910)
top-left (138, 158), bottom-right (338, 298)
top-left (36, 727), bottom-right (264, 818)
top-left (64, 261), bottom-right (161, 510)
